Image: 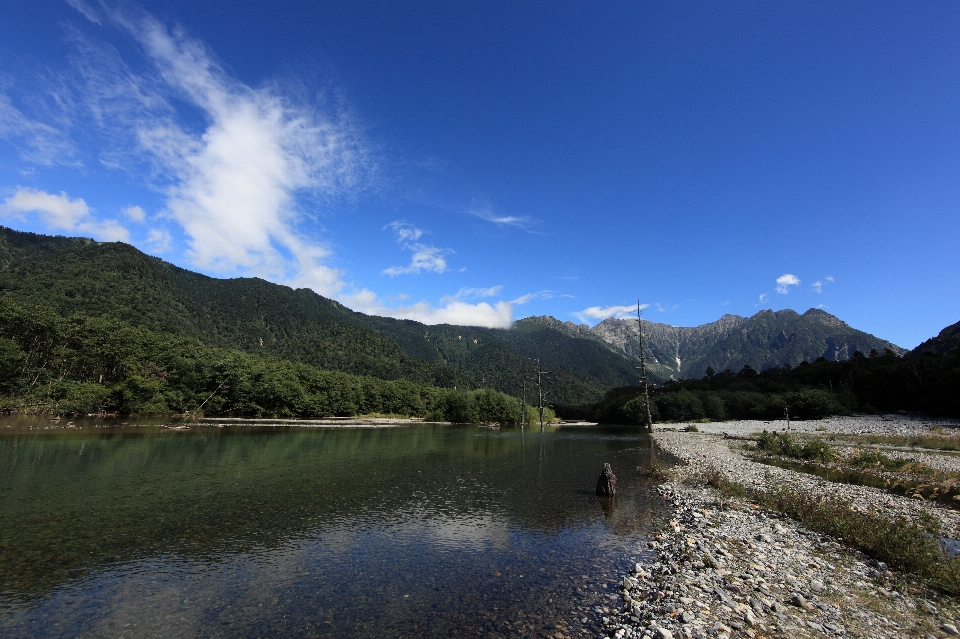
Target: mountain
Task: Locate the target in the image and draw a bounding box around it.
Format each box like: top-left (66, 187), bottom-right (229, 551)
top-left (590, 308), bottom-right (904, 379)
top-left (912, 320), bottom-right (960, 356)
top-left (0, 226), bottom-right (907, 403)
top-left (0, 227), bottom-right (640, 404)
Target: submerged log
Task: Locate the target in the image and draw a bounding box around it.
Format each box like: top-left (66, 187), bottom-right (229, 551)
top-left (596, 463), bottom-right (617, 497)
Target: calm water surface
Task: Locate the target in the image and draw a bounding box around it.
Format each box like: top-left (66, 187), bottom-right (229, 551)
top-left (0, 419), bottom-right (666, 638)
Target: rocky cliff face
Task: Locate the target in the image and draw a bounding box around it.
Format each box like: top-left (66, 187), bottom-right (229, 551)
top-left (589, 308), bottom-right (904, 379)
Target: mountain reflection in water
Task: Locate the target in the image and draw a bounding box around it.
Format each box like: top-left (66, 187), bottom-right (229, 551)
top-left (0, 421), bottom-right (666, 638)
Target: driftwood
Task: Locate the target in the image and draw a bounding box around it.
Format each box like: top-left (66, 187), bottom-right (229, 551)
top-left (596, 463), bottom-right (617, 497)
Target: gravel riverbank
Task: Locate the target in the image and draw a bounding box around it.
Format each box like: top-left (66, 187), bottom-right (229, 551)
top-left (602, 416), bottom-right (960, 639)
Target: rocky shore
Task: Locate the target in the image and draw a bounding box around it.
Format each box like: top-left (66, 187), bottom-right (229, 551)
top-left (603, 416), bottom-right (960, 639)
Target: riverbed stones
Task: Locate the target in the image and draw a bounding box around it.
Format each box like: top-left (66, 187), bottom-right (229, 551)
top-left (597, 416), bottom-right (960, 639)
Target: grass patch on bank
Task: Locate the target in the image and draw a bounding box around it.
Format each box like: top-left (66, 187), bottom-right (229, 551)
top-left (847, 448), bottom-right (911, 471)
top-left (755, 431), bottom-right (836, 462)
top-left (694, 466), bottom-right (960, 595)
top-left (755, 481), bottom-right (960, 595)
top-left (829, 433), bottom-right (960, 452)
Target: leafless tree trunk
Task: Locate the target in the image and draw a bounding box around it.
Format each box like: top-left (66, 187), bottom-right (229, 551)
top-left (636, 300), bottom-right (653, 433)
top-left (536, 358), bottom-right (547, 432)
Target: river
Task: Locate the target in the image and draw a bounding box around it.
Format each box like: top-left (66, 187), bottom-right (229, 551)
top-left (0, 419), bottom-right (665, 638)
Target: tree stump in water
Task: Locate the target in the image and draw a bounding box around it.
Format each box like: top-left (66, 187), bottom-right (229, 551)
top-left (596, 463), bottom-right (617, 497)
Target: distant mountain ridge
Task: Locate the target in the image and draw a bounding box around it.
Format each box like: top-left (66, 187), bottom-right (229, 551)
top-left (588, 308), bottom-right (904, 379)
top-left (0, 226), bottom-right (909, 402)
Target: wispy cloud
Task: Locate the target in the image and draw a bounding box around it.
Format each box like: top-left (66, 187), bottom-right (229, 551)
top-left (758, 293), bottom-right (769, 304)
top-left (0, 94), bottom-right (78, 167)
top-left (145, 227), bottom-right (172, 253)
top-left (444, 285), bottom-right (503, 301)
top-left (573, 304), bottom-right (646, 323)
top-left (383, 221), bottom-right (451, 276)
top-left (467, 201), bottom-right (534, 229)
top-left (812, 275), bottom-right (835, 293)
top-left (654, 302), bottom-right (679, 313)
top-left (0, 187), bottom-right (129, 241)
top-left (775, 273), bottom-right (800, 294)
top-left (509, 290), bottom-right (567, 305)
top-left (40, 4), bottom-right (375, 296)
top-left (3, 4), bottom-right (526, 330)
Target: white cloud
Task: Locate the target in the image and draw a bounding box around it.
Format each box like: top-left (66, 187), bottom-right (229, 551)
top-left (59, 7), bottom-right (372, 295)
top-left (384, 220), bottom-right (423, 243)
top-left (445, 285), bottom-right (503, 301)
top-left (1, 187), bottom-right (129, 241)
top-left (145, 228), bottom-right (172, 253)
top-left (758, 293), bottom-right (769, 304)
top-left (775, 273), bottom-right (800, 294)
top-left (5, 6), bottom-right (530, 331)
top-left (383, 221), bottom-right (451, 276)
top-left (573, 304), bottom-right (646, 323)
top-left (343, 290), bottom-right (513, 328)
top-left (825, 275), bottom-right (834, 282)
top-left (123, 205), bottom-right (146, 222)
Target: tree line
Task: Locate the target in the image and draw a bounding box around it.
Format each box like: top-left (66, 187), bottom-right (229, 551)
top-left (0, 300), bottom-right (528, 423)
top-left (559, 347), bottom-right (960, 423)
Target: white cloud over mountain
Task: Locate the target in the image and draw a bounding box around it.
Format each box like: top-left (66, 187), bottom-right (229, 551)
top-left (573, 304), bottom-right (647, 323)
top-left (0, 3), bottom-right (516, 328)
top-left (383, 221), bottom-right (451, 276)
top-left (0, 187), bottom-right (129, 241)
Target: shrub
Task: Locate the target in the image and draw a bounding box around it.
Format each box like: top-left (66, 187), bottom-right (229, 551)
top-left (755, 432), bottom-right (835, 462)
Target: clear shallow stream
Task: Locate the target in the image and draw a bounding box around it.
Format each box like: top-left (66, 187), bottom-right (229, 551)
top-left (0, 419), bottom-right (665, 638)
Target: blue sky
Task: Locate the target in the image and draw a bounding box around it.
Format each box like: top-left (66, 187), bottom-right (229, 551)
top-left (1, 1), bottom-right (958, 348)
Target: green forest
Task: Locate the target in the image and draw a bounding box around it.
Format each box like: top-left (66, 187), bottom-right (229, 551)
top-left (565, 348), bottom-right (960, 423)
top-left (0, 300), bottom-right (532, 423)
top-left (0, 226), bottom-right (639, 405)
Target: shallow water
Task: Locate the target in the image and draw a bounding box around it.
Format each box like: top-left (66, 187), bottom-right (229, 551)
top-left (0, 420), bottom-right (664, 638)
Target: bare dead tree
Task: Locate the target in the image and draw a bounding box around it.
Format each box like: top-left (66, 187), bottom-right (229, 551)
top-left (535, 358), bottom-right (549, 432)
top-left (636, 299), bottom-right (653, 433)
top-left (518, 357), bottom-right (527, 431)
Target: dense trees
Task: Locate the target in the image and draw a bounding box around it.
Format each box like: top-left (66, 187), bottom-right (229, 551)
top-left (0, 226), bottom-right (642, 405)
top-left (0, 300), bottom-right (523, 422)
top-left (561, 348), bottom-right (960, 423)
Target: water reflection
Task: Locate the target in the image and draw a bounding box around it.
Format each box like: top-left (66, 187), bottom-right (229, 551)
top-left (1, 422), bottom-right (665, 637)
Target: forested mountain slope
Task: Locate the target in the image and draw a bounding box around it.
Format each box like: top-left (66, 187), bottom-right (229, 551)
top-left (0, 227), bottom-right (639, 404)
top-left (912, 320), bottom-right (960, 356)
